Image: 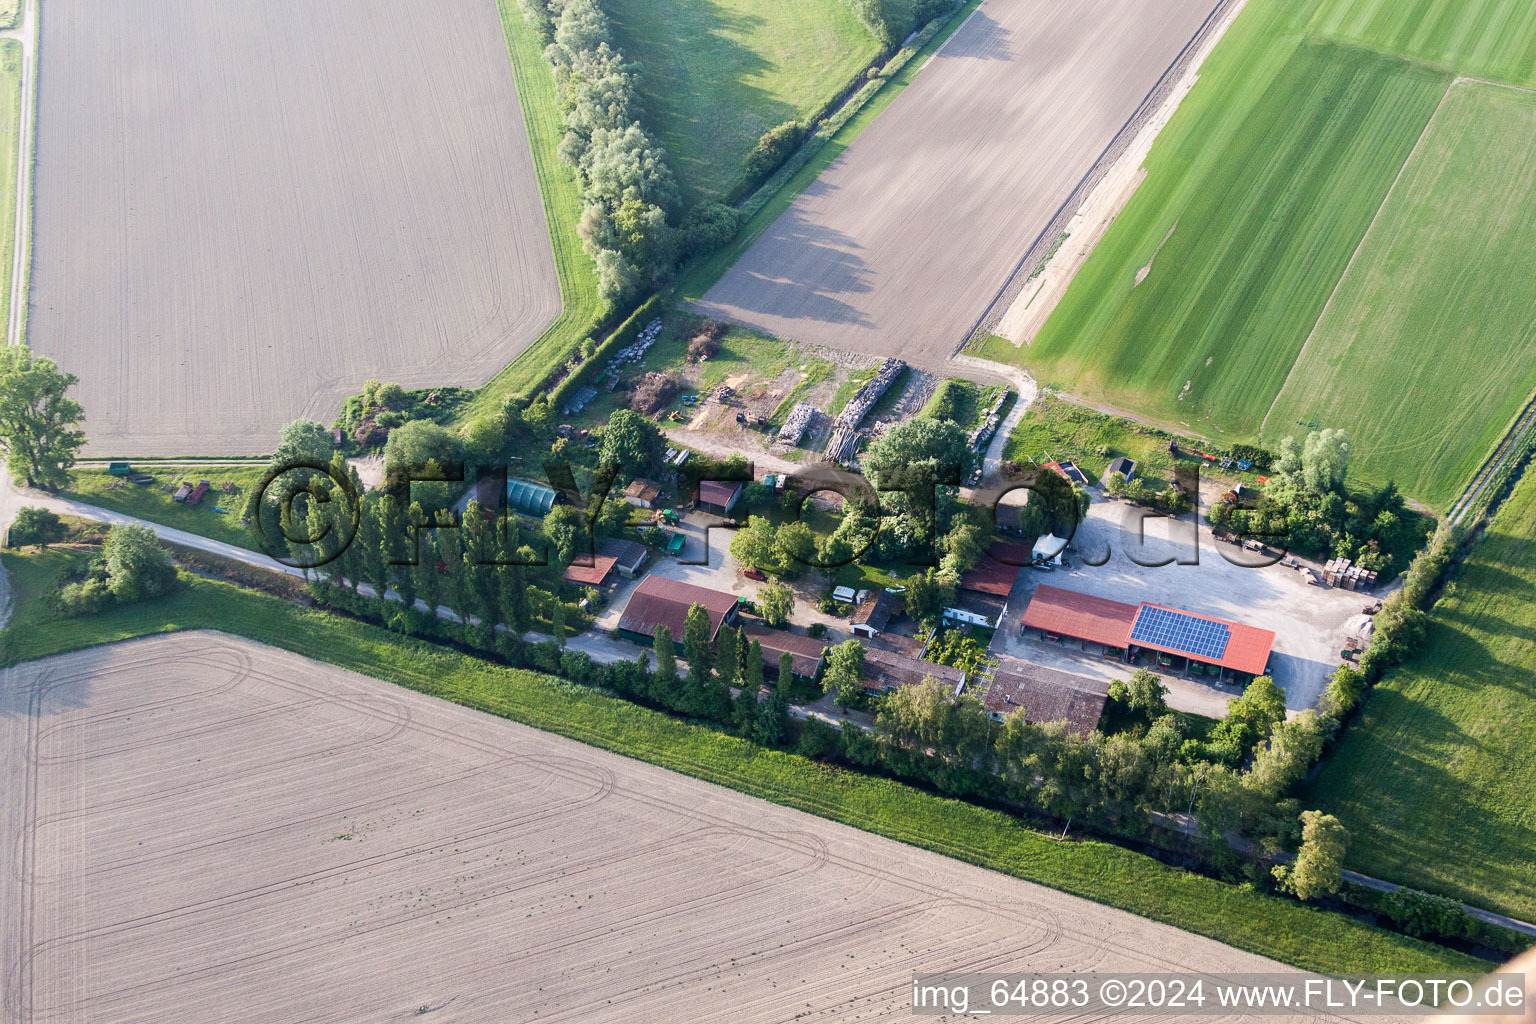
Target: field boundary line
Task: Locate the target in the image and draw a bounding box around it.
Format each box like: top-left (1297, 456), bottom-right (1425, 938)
top-left (1258, 75), bottom-right (1455, 437)
top-left (956, 0), bottom-right (1242, 355)
top-left (2, 0), bottom-right (35, 348)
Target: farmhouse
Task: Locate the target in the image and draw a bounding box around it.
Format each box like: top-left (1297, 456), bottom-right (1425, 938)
top-left (861, 638), bottom-right (965, 696)
top-left (1020, 585), bottom-right (1275, 681)
top-left (617, 577), bottom-right (739, 645)
top-left (694, 480), bottom-right (743, 517)
top-left (741, 624), bottom-right (829, 683)
top-left (984, 658), bottom-right (1109, 735)
top-left (945, 542), bottom-right (1028, 628)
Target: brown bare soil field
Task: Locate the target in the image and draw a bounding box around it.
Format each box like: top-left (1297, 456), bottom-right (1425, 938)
top-left (29, 0), bottom-right (560, 455)
top-left (0, 632), bottom-right (1308, 1022)
top-left (696, 0), bottom-right (1223, 366)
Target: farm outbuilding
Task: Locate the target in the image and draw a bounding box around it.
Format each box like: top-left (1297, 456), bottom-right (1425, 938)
top-left (617, 577), bottom-right (740, 646)
top-left (1020, 584), bottom-right (1275, 681)
top-left (1105, 457), bottom-right (1137, 482)
top-left (984, 658), bottom-right (1109, 734)
top-left (507, 478), bottom-right (560, 518)
top-left (693, 480), bottom-right (743, 517)
top-left (624, 479), bottom-right (663, 509)
top-left (741, 624), bottom-right (829, 683)
top-left (861, 639), bottom-right (965, 697)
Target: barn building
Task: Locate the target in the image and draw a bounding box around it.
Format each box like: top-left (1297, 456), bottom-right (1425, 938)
top-left (1020, 584), bottom-right (1274, 681)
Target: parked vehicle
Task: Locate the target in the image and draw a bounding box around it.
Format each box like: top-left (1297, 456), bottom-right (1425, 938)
top-left (743, 567), bottom-right (767, 582)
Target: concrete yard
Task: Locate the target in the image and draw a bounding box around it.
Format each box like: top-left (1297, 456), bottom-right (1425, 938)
top-left (0, 631), bottom-right (1319, 1022)
top-left (696, 0), bottom-right (1223, 365)
top-left (989, 496), bottom-right (1370, 712)
top-left (29, 0), bottom-right (560, 455)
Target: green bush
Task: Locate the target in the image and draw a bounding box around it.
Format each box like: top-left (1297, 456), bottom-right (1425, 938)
top-left (56, 578), bottom-right (111, 618)
top-left (742, 121), bottom-right (806, 187)
top-left (1381, 887), bottom-right (1473, 941)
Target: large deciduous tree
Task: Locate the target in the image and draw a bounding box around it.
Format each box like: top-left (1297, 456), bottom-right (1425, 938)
top-left (0, 345), bottom-right (86, 490)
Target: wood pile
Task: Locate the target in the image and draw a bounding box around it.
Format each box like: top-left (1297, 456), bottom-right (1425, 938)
top-left (834, 359), bottom-right (905, 430)
top-left (777, 402), bottom-right (815, 446)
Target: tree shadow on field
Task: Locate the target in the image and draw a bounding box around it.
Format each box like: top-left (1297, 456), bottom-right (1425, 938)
top-left (939, 8), bottom-right (1015, 62)
top-left (723, 199), bottom-right (877, 329)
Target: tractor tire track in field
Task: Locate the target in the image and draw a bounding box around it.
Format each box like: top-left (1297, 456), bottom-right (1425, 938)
top-left (2, 631), bottom-right (1342, 1023)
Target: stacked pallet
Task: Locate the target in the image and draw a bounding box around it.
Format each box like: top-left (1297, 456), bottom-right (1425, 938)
top-left (1322, 558), bottom-right (1379, 591)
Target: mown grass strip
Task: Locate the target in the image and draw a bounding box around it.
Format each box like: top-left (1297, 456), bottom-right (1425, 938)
top-left (0, 553), bottom-right (1486, 975)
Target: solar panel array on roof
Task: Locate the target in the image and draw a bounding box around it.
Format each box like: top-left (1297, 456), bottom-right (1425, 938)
top-left (1130, 606), bottom-right (1230, 661)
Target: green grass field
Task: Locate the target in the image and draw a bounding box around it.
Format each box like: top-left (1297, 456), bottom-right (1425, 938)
top-left (970, 0), bottom-right (1536, 508)
top-left (0, 550), bottom-right (1484, 973)
top-left (453, 1), bottom-right (606, 424)
top-left (1308, 469), bottom-right (1536, 921)
top-left (61, 466), bottom-right (266, 552)
top-left (0, 1), bottom-right (15, 30)
top-left (606, 0), bottom-right (879, 204)
top-left (1265, 82), bottom-right (1536, 508)
top-left (974, 31), bottom-right (1450, 442)
top-left (1311, 0), bottom-right (1536, 87)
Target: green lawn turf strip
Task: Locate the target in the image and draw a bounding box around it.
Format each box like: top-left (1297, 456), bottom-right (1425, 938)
top-left (0, 41), bottom-right (20, 335)
top-left (0, 555), bottom-right (1486, 973)
top-left (1309, 468), bottom-right (1536, 921)
top-left (975, 31), bottom-right (1450, 442)
top-left (60, 466), bottom-right (266, 552)
top-left (605, 0), bottom-right (879, 204)
top-left (1264, 82), bottom-right (1536, 509)
top-left (1310, 0), bottom-right (1536, 88)
top-left (454, 1), bottom-right (605, 424)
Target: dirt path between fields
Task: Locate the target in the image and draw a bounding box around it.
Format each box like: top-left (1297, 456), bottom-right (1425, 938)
top-left (989, 0), bottom-right (1248, 347)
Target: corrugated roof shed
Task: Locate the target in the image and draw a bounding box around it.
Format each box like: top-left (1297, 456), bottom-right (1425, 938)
top-left (563, 554), bottom-right (618, 587)
top-left (958, 541), bottom-right (1031, 597)
top-left (985, 658), bottom-right (1108, 735)
top-left (1021, 585), bottom-right (1275, 675)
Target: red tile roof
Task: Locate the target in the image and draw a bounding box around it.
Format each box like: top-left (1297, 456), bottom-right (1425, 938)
top-left (618, 576), bottom-right (738, 641)
top-left (1021, 585), bottom-right (1138, 648)
top-left (1020, 585), bottom-right (1275, 675)
top-left (959, 541), bottom-right (1031, 597)
top-left (562, 554), bottom-right (618, 587)
top-left (1131, 603), bottom-right (1276, 676)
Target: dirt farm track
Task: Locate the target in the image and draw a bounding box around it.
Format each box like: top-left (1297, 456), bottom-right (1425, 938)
top-left (697, 0), bottom-right (1224, 365)
top-left (0, 632), bottom-right (1333, 1023)
top-left (28, 0), bottom-right (560, 455)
